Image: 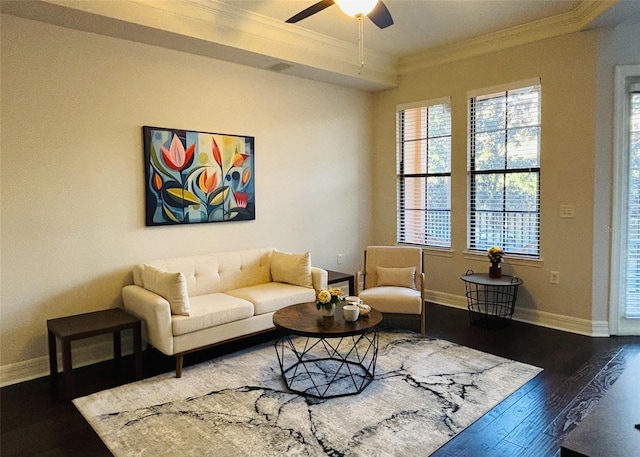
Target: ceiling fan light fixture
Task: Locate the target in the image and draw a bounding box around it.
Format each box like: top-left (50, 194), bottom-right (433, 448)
top-left (334, 0), bottom-right (379, 18)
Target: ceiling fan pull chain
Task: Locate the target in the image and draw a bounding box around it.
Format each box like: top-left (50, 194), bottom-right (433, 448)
top-left (358, 15), bottom-right (365, 74)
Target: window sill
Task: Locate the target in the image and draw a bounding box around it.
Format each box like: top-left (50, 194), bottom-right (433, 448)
top-left (397, 243), bottom-right (455, 258)
top-left (422, 247), bottom-right (455, 258)
top-left (462, 250), bottom-right (544, 268)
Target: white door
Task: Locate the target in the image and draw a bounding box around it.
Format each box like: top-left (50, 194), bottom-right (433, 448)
top-left (611, 65), bottom-right (640, 335)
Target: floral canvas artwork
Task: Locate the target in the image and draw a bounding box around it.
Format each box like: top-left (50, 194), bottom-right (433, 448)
top-left (143, 126), bottom-right (255, 226)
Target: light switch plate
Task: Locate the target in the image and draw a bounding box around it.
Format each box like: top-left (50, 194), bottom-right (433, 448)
top-left (560, 205), bottom-right (575, 218)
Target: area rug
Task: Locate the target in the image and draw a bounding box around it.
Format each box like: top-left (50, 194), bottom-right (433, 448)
top-left (74, 331), bottom-right (542, 456)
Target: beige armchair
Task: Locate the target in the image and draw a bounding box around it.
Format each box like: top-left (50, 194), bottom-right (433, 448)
top-left (356, 246), bottom-right (425, 336)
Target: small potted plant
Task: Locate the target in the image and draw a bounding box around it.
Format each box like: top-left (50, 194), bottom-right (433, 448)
top-left (316, 287), bottom-right (344, 317)
top-left (487, 246), bottom-right (505, 278)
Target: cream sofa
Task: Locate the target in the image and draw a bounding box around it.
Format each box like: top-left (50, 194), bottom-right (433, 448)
top-left (122, 247), bottom-right (327, 377)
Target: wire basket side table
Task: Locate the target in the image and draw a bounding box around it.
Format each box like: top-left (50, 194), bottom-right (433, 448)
top-left (460, 270), bottom-right (523, 328)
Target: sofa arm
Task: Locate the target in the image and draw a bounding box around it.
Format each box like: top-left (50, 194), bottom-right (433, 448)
top-left (122, 285), bottom-right (174, 356)
top-left (311, 267), bottom-right (328, 290)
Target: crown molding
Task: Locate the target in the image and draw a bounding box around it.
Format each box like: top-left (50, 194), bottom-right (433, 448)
top-left (143, 0), bottom-right (398, 88)
top-left (161, 0), bottom-right (397, 73)
top-left (0, 0), bottom-right (618, 91)
top-left (398, 0), bottom-right (617, 76)
top-left (1, 0), bottom-right (398, 91)
top-left (572, 0), bottom-right (621, 29)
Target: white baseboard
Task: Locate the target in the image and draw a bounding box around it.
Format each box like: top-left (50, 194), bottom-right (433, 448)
top-left (0, 295), bottom-right (611, 388)
top-left (425, 289), bottom-right (610, 337)
top-left (0, 334), bottom-right (134, 388)
top-left (424, 290), bottom-right (468, 309)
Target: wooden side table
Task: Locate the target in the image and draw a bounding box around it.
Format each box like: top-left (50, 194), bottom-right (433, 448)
top-left (326, 270), bottom-right (355, 295)
top-left (47, 308), bottom-right (142, 397)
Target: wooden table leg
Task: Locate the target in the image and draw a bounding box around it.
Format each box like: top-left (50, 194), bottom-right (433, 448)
top-left (48, 329), bottom-right (58, 388)
top-left (46, 309), bottom-right (143, 397)
top-left (62, 339), bottom-right (73, 398)
top-left (113, 330), bottom-right (122, 360)
top-left (348, 277), bottom-right (355, 295)
top-left (112, 330), bottom-right (123, 375)
top-left (133, 323), bottom-right (142, 380)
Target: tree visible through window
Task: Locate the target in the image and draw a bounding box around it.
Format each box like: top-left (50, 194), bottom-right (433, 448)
top-left (468, 81), bottom-right (541, 257)
top-left (396, 98), bottom-right (451, 248)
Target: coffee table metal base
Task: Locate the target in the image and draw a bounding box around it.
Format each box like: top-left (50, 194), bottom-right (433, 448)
top-left (275, 329), bottom-right (379, 399)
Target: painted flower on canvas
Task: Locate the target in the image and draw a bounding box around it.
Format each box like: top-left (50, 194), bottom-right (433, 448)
top-left (144, 127), bottom-right (255, 226)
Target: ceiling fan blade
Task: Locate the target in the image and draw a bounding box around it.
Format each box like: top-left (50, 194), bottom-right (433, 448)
top-left (367, 1), bottom-right (393, 29)
top-left (285, 0), bottom-right (335, 24)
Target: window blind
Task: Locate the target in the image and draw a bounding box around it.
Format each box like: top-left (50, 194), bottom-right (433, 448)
top-left (397, 98), bottom-right (451, 248)
top-left (624, 87), bottom-right (640, 318)
top-left (468, 82), bottom-right (541, 256)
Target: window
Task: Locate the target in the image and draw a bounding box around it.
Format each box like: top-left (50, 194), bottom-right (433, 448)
top-left (396, 98), bottom-right (451, 248)
top-left (468, 79), bottom-right (541, 257)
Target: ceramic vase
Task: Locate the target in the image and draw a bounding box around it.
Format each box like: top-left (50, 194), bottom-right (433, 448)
top-left (489, 262), bottom-right (502, 278)
top-left (322, 303), bottom-right (336, 317)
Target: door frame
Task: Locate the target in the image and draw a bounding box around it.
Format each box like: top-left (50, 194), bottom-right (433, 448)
top-left (610, 64), bottom-right (640, 335)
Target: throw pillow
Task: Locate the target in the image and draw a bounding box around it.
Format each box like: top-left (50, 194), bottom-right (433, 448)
top-left (376, 266), bottom-right (417, 289)
top-left (271, 250), bottom-right (313, 288)
top-left (142, 264), bottom-right (191, 316)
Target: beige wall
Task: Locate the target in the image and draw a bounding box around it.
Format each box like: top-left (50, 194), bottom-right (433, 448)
top-left (0, 15), bottom-right (373, 376)
top-left (372, 31), bottom-right (599, 328)
top-left (2, 11), bottom-right (638, 383)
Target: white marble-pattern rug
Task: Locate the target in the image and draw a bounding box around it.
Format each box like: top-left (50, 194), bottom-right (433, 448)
top-left (74, 331), bottom-right (542, 456)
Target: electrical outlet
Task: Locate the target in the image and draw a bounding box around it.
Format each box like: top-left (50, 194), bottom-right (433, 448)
top-left (550, 271), bottom-right (560, 284)
top-left (337, 254), bottom-right (343, 265)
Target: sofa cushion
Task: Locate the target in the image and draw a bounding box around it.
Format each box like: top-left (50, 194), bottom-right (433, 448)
top-left (133, 248), bottom-right (274, 296)
top-left (376, 266), bottom-right (416, 289)
top-left (171, 293), bottom-right (254, 336)
top-left (226, 282), bottom-right (315, 315)
top-left (142, 264), bottom-right (191, 316)
top-left (270, 250), bottom-right (312, 288)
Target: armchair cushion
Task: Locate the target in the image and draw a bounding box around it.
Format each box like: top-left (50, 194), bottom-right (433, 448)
top-left (363, 246), bottom-right (422, 290)
top-left (142, 264), bottom-right (191, 316)
top-left (359, 287), bottom-right (422, 314)
top-left (376, 266), bottom-right (416, 289)
top-left (270, 251), bottom-right (313, 288)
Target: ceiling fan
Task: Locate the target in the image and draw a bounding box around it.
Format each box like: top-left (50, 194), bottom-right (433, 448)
top-left (286, 0), bottom-right (394, 29)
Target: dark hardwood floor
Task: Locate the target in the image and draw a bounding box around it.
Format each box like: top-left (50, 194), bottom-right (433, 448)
top-left (2, 302), bottom-right (639, 456)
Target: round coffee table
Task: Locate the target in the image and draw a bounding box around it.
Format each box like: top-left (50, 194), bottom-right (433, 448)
top-left (273, 302), bottom-right (383, 399)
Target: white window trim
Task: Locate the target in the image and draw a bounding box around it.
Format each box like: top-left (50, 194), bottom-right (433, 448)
top-left (397, 96), bottom-right (451, 113)
top-left (467, 77), bottom-right (541, 99)
top-left (463, 250), bottom-right (544, 267)
top-left (396, 242), bottom-right (455, 256)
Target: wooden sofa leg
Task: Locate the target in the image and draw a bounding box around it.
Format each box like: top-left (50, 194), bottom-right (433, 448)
top-left (175, 355), bottom-right (184, 378)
